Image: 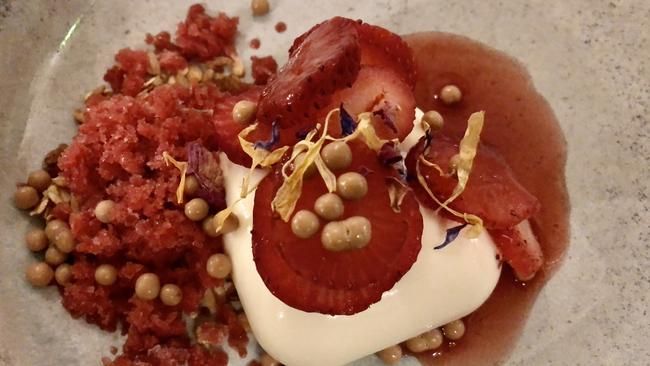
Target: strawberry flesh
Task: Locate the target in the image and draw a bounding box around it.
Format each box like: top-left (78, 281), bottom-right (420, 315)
top-left (327, 66), bottom-right (416, 141)
top-left (405, 134), bottom-right (540, 230)
top-left (257, 17), bottom-right (361, 128)
top-left (356, 22), bottom-right (417, 89)
top-left (252, 142), bottom-right (423, 315)
top-left (490, 220), bottom-right (544, 281)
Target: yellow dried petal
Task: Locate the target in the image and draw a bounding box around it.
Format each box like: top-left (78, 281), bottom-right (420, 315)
top-left (271, 110), bottom-right (338, 221)
top-left (419, 157), bottom-right (453, 177)
top-left (162, 152), bottom-right (188, 204)
top-left (213, 206), bottom-right (236, 235)
top-left (30, 196), bottom-right (49, 216)
top-left (416, 157), bottom-right (484, 234)
top-left (443, 111), bottom-right (484, 206)
top-left (237, 123), bottom-right (290, 197)
top-left (338, 112), bottom-right (393, 152)
top-left (386, 177), bottom-right (409, 212)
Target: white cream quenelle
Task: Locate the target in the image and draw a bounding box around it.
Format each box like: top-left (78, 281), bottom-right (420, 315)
top-left (219, 109), bottom-right (501, 366)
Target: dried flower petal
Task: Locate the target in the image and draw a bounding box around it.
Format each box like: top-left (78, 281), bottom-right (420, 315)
top-left (272, 110), bottom-right (338, 221)
top-left (416, 158), bottom-right (484, 233)
top-left (340, 104), bottom-right (357, 136)
top-left (238, 124), bottom-right (289, 197)
top-left (414, 111), bottom-right (486, 235)
top-left (386, 176), bottom-right (409, 213)
top-left (162, 151), bottom-right (188, 204)
top-left (187, 142), bottom-right (226, 209)
top-left (442, 111), bottom-right (484, 205)
top-left (434, 223), bottom-right (468, 250)
top-left (254, 122), bottom-right (280, 151)
top-left (378, 142), bottom-right (403, 166)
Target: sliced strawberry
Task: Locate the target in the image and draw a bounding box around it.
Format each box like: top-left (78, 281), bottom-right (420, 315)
top-left (257, 17), bottom-right (361, 128)
top-left (290, 20), bottom-right (416, 89)
top-left (356, 22), bottom-right (416, 89)
top-left (213, 86), bottom-right (304, 167)
top-left (212, 87), bottom-right (263, 166)
top-left (252, 142), bottom-right (423, 315)
top-left (327, 66), bottom-right (415, 141)
top-left (490, 220), bottom-right (543, 281)
top-left (405, 134), bottom-right (540, 229)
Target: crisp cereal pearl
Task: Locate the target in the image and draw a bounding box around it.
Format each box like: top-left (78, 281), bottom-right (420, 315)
top-left (95, 264), bottom-right (118, 286)
top-left (94, 200), bottom-right (116, 224)
top-left (45, 219), bottom-right (68, 242)
top-left (206, 254), bottom-right (232, 279)
top-left (54, 264), bottom-right (73, 286)
top-left (26, 262), bottom-right (54, 287)
top-left (442, 319), bottom-right (465, 340)
top-left (422, 110), bottom-right (444, 131)
top-left (336, 172), bottom-right (368, 200)
top-left (314, 193), bottom-right (344, 220)
top-left (13, 186), bottom-right (40, 210)
top-left (376, 344), bottom-right (403, 364)
top-left (184, 175), bottom-right (200, 197)
top-left (251, 0), bottom-right (270, 16)
top-left (53, 228), bottom-right (75, 253)
top-left (291, 210), bottom-right (320, 239)
top-left (160, 284), bottom-right (183, 306)
top-left (27, 169), bottom-right (52, 192)
top-left (321, 141), bottom-right (352, 170)
top-left (321, 221), bottom-right (348, 251)
top-left (184, 198), bottom-right (209, 222)
top-left (421, 328), bottom-right (444, 350)
top-left (135, 273), bottom-right (160, 300)
top-left (25, 229), bottom-right (48, 252)
top-left (44, 246), bottom-right (67, 266)
top-left (232, 100), bottom-right (258, 124)
top-left (343, 216), bottom-right (372, 249)
top-left (440, 84), bottom-right (462, 105)
top-left (405, 335), bottom-right (428, 353)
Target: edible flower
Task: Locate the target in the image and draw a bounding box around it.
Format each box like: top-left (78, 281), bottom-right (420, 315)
top-left (415, 111), bottom-right (486, 237)
top-left (434, 223), bottom-right (468, 250)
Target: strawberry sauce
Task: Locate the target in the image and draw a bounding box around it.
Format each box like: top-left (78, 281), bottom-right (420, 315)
top-left (404, 32), bottom-right (570, 365)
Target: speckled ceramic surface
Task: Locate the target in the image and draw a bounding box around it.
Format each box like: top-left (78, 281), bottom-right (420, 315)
top-left (0, 1), bottom-right (648, 365)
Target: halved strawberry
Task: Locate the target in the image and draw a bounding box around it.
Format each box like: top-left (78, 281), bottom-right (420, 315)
top-left (327, 66), bottom-right (415, 141)
top-left (356, 22), bottom-right (416, 89)
top-left (405, 134), bottom-right (540, 229)
top-left (490, 220), bottom-right (543, 281)
top-left (257, 17), bottom-right (361, 128)
top-left (252, 142), bottom-right (423, 315)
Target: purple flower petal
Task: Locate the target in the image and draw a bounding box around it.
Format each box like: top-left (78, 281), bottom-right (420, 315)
top-left (187, 141), bottom-right (226, 209)
top-left (254, 121), bottom-right (279, 151)
top-left (340, 104), bottom-right (357, 136)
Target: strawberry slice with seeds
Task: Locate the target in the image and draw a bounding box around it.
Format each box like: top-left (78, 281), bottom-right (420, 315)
top-left (405, 134), bottom-right (540, 230)
top-left (257, 17), bottom-right (361, 128)
top-left (252, 143), bottom-right (423, 315)
top-left (356, 22), bottom-right (417, 89)
top-left (490, 220), bottom-right (544, 281)
top-left (290, 20), bottom-right (416, 89)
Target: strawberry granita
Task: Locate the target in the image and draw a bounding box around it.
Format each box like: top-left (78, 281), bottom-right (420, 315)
top-left (15, 4), bottom-right (253, 366)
